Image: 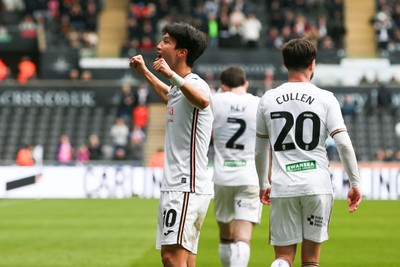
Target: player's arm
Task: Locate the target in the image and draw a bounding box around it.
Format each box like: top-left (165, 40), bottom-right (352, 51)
top-left (130, 55), bottom-right (169, 104)
top-left (177, 80), bottom-right (210, 109)
top-left (332, 131), bottom-right (362, 212)
top-left (255, 105), bottom-right (271, 205)
top-left (255, 134), bottom-right (271, 205)
top-left (327, 96), bottom-right (362, 212)
top-left (153, 58), bottom-right (209, 109)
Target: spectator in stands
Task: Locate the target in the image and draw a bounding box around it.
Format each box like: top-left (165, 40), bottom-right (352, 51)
top-left (32, 144), bottom-right (43, 166)
top-left (17, 55), bottom-right (36, 84)
top-left (15, 143), bottom-right (35, 166)
top-left (207, 12), bottom-right (218, 49)
top-left (191, 1), bottom-right (209, 34)
top-left (57, 134), bottom-right (74, 164)
top-left (117, 83), bottom-right (135, 124)
top-left (135, 81), bottom-right (150, 105)
top-left (132, 104), bottom-right (149, 132)
top-left (376, 83), bottom-right (393, 115)
top-left (320, 35), bottom-right (335, 51)
top-left (139, 35), bottom-right (156, 52)
top-left (325, 136), bottom-right (339, 161)
top-left (76, 143), bottom-right (90, 164)
top-left (217, 11), bottom-right (232, 48)
top-left (341, 94), bottom-right (357, 118)
top-left (384, 148), bottom-right (394, 162)
top-left (130, 125), bottom-right (146, 161)
top-left (113, 147), bottom-right (127, 161)
top-left (317, 15), bottom-right (328, 41)
top-left (2, 0), bottom-right (25, 12)
top-left (68, 2), bottom-right (86, 31)
top-left (110, 117), bottom-right (130, 159)
top-left (19, 14), bottom-right (37, 38)
top-left (149, 148), bottom-right (164, 168)
top-left (0, 25), bottom-right (12, 42)
top-left (374, 149), bottom-right (386, 161)
top-left (88, 134), bottom-right (102, 160)
top-left (256, 68), bottom-right (275, 97)
top-left (126, 17), bottom-right (141, 40)
top-left (373, 11), bottom-right (393, 54)
top-left (84, 0), bottom-right (99, 32)
top-left (265, 27), bottom-right (282, 49)
top-left (68, 68), bottom-right (80, 81)
top-left (0, 58), bottom-right (11, 81)
top-left (80, 70), bottom-right (93, 82)
top-left (202, 70), bottom-right (217, 94)
top-left (394, 149), bottom-right (400, 161)
top-left (228, 6), bottom-right (245, 47)
top-left (328, 10), bottom-right (346, 50)
top-left (120, 38), bottom-right (141, 58)
top-left (241, 11), bottom-right (262, 48)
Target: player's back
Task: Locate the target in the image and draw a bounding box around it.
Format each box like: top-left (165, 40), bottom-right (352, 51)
top-left (212, 92), bottom-right (260, 186)
top-left (258, 82), bottom-right (346, 197)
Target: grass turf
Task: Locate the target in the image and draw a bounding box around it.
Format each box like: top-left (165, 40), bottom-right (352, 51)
top-left (0, 198), bottom-right (399, 267)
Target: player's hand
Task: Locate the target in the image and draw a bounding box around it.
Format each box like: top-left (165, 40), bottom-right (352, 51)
top-left (259, 187), bottom-right (271, 205)
top-left (153, 57), bottom-right (174, 78)
top-left (129, 55), bottom-right (147, 74)
top-left (347, 187), bottom-right (362, 213)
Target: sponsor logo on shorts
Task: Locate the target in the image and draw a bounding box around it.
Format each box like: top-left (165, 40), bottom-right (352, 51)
top-left (286, 160), bottom-right (316, 172)
top-left (224, 159), bottom-right (247, 167)
top-left (307, 215), bottom-right (326, 227)
top-left (163, 230), bottom-right (174, 236)
top-left (181, 177), bottom-right (187, 183)
top-left (236, 199), bottom-right (257, 210)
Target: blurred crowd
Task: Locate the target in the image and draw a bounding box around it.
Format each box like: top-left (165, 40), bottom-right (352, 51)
top-left (372, 0), bottom-right (400, 55)
top-left (0, 0), bottom-right (103, 52)
top-left (119, 0), bottom-right (347, 57)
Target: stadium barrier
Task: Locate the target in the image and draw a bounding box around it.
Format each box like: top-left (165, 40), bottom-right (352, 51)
top-left (0, 163), bottom-right (399, 200)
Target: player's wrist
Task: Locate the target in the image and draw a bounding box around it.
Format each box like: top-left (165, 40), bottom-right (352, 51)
top-left (169, 72), bottom-right (185, 88)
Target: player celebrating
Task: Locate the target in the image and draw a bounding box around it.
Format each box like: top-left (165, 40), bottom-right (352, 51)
top-left (255, 38), bottom-right (362, 267)
top-left (212, 66), bottom-right (262, 267)
top-left (130, 22), bottom-right (213, 267)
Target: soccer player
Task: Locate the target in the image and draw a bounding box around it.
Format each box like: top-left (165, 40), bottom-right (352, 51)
top-left (211, 66), bottom-right (262, 267)
top-left (255, 38), bottom-right (362, 267)
top-left (129, 22), bottom-right (213, 267)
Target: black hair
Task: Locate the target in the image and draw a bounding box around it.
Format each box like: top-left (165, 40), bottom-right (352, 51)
top-left (162, 22), bottom-right (208, 67)
top-left (219, 66), bottom-right (246, 88)
top-left (282, 38), bottom-right (317, 71)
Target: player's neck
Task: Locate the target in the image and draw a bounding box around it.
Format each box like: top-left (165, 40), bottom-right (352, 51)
top-left (287, 71), bottom-right (311, 82)
top-left (174, 64), bottom-right (192, 78)
top-left (231, 87), bottom-right (247, 94)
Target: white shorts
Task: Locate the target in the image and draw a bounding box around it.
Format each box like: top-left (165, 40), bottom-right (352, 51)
top-left (156, 191), bottom-right (211, 254)
top-left (269, 194), bottom-right (334, 246)
top-left (214, 185), bottom-right (262, 224)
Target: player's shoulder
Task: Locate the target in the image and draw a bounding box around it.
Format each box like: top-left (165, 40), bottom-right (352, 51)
top-left (187, 73), bottom-right (208, 86)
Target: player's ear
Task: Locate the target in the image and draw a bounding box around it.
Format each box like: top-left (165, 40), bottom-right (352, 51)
top-left (178, 48), bottom-right (188, 57)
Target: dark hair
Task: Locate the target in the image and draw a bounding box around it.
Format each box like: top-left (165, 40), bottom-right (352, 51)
top-left (162, 22), bottom-right (208, 67)
top-left (220, 66), bottom-right (246, 88)
top-left (282, 38), bottom-right (317, 71)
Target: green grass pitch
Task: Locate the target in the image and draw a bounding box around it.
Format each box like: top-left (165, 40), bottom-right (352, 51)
top-left (0, 198), bottom-right (399, 267)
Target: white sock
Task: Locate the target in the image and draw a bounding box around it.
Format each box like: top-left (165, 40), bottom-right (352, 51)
top-left (271, 258), bottom-right (291, 267)
top-left (219, 243), bottom-right (231, 267)
top-left (230, 241), bottom-right (250, 267)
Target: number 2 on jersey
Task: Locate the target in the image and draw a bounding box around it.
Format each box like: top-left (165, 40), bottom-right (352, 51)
top-left (271, 111), bottom-right (320, 151)
top-left (225, 117), bottom-right (246, 150)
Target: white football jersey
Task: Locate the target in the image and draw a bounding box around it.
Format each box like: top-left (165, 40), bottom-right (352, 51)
top-left (212, 92), bottom-right (260, 186)
top-left (256, 82), bottom-right (347, 197)
top-left (162, 73), bottom-right (214, 194)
